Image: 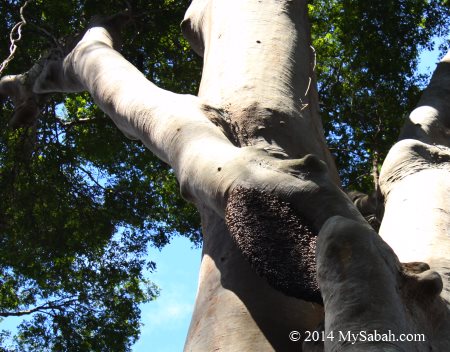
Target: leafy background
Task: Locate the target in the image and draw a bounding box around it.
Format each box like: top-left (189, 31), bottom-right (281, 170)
top-left (0, 1), bottom-right (201, 350)
top-left (0, 0), bottom-right (449, 350)
top-left (310, 0), bottom-right (450, 191)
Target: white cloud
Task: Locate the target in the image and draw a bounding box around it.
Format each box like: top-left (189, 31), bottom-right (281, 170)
top-left (144, 298), bottom-right (193, 330)
top-left (132, 237), bottom-right (201, 352)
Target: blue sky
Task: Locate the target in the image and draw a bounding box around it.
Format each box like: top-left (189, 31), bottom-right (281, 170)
top-left (131, 40), bottom-right (447, 352)
top-left (132, 237), bottom-right (201, 352)
top-left (0, 33), bottom-right (446, 352)
top-left (418, 38), bottom-right (446, 74)
top-left (0, 236), bottom-right (201, 352)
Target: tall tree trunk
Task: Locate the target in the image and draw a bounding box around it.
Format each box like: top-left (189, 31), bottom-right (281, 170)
top-left (379, 54), bottom-right (450, 302)
top-left (185, 208), bottom-right (323, 351)
top-left (1, 1), bottom-right (449, 351)
top-left (181, 1), bottom-right (341, 350)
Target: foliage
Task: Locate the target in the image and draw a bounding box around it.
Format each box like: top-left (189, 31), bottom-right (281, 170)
top-left (0, 0), bottom-right (201, 350)
top-left (309, 0), bottom-right (450, 191)
top-left (1, 0), bottom-right (450, 350)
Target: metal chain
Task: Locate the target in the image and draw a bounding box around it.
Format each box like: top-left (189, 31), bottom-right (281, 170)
top-left (0, 0), bottom-right (32, 75)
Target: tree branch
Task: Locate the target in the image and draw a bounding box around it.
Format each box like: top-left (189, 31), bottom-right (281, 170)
top-left (55, 116), bottom-right (100, 128)
top-left (0, 11), bottom-right (366, 234)
top-left (0, 298), bottom-right (77, 318)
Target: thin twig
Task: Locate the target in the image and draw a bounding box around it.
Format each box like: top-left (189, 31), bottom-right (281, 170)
top-left (56, 117), bottom-right (99, 128)
top-left (0, 297), bottom-right (77, 317)
top-left (28, 22), bottom-right (60, 47)
top-left (77, 165), bottom-right (108, 190)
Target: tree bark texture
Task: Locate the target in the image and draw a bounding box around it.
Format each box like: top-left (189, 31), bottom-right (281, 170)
top-left (0, 1), bottom-right (449, 351)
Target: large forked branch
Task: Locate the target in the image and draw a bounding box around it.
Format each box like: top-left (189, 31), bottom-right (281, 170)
top-left (311, 46), bottom-right (450, 352)
top-left (0, 15), bottom-right (237, 213)
top-left (379, 53), bottom-right (450, 300)
top-left (306, 55), bottom-right (450, 351)
top-left (312, 49), bottom-right (450, 352)
top-left (0, 11), bottom-right (364, 305)
top-left (3, 8), bottom-right (449, 352)
top-left (0, 14), bottom-right (361, 226)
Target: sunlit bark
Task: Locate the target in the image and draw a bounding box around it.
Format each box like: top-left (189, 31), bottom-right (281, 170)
top-left (1, 1), bottom-right (449, 351)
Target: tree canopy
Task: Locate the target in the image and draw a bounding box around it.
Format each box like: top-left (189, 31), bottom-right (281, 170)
top-left (0, 1), bottom-right (200, 350)
top-left (0, 0), bottom-right (449, 350)
top-left (310, 0), bottom-right (450, 191)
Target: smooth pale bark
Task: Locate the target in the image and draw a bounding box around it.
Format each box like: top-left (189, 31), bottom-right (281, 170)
top-left (182, 0), bottom-right (338, 181)
top-left (315, 46), bottom-right (450, 352)
top-left (0, 5), bottom-right (361, 351)
top-left (1, 1), bottom-right (450, 352)
top-left (180, 2), bottom-right (360, 349)
top-left (186, 208), bottom-right (324, 351)
top-left (317, 215), bottom-right (450, 352)
top-left (379, 55), bottom-right (450, 301)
